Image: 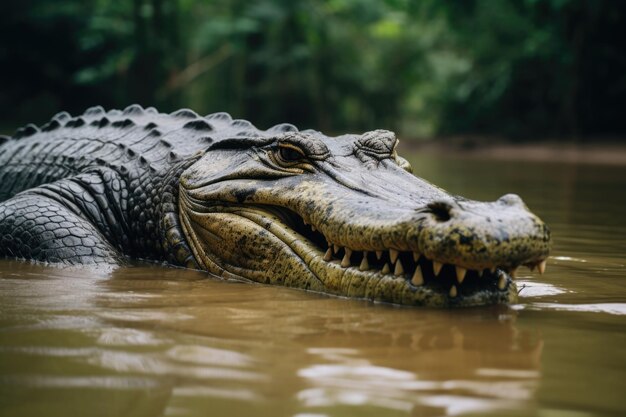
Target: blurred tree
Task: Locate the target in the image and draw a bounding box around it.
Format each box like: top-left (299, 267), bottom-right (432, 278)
top-left (432, 0), bottom-right (626, 139)
top-left (0, 0), bottom-right (97, 123)
top-left (0, 0), bottom-right (624, 140)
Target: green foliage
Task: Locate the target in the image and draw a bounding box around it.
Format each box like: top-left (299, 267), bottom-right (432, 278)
top-left (0, 0), bottom-right (624, 139)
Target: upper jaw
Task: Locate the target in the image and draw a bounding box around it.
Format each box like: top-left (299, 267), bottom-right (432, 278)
top-left (293, 195), bottom-right (551, 275)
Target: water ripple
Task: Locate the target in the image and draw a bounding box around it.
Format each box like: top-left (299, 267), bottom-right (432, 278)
top-left (528, 303), bottom-right (626, 315)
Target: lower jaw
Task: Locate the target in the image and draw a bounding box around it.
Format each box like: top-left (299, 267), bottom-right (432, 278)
top-left (307, 256), bottom-right (518, 307)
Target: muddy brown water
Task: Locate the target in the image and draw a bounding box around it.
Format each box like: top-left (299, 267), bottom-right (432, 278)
top-left (0, 153), bottom-right (624, 417)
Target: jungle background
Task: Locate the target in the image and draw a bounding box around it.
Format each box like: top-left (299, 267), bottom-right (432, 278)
top-left (1, 0), bottom-right (625, 142)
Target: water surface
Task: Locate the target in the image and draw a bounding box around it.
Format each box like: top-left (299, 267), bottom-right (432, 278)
top-left (0, 152), bottom-right (624, 417)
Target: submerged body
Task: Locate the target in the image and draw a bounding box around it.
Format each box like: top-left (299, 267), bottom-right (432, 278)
top-left (0, 105), bottom-right (550, 307)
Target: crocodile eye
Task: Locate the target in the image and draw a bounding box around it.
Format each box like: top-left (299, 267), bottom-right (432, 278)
top-left (277, 144), bottom-right (305, 163)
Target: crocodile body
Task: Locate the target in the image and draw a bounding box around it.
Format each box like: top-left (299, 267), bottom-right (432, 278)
top-left (0, 105), bottom-right (551, 307)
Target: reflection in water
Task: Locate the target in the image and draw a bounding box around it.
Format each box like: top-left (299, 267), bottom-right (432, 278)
top-left (0, 261), bottom-right (543, 417)
top-left (297, 366), bottom-right (539, 415)
top-left (1, 155), bottom-right (625, 417)
top-left (294, 309), bottom-right (542, 417)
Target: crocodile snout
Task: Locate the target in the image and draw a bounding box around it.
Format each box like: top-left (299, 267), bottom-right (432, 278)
top-left (418, 194), bottom-right (550, 272)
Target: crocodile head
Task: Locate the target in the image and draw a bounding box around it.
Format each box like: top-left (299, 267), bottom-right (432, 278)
top-left (179, 129), bottom-right (551, 307)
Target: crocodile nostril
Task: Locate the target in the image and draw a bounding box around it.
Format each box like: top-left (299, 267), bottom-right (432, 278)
top-left (427, 201), bottom-right (453, 222)
top-left (498, 193), bottom-right (525, 207)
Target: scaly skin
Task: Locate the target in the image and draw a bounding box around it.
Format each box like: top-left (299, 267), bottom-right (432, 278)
top-left (0, 105), bottom-right (551, 307)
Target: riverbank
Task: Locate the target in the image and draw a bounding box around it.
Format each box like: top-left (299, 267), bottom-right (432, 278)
top-left (402, 140), bottom-right (626, 166)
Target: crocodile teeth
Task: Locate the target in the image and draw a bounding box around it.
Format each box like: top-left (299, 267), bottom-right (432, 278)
top-left (490, 266), bottom-right (496, 274)
top-left (390, 249), bottom-right (399, 264)
top-left (413, 252), bottom-right (421, 262)
top-left (394, 259), bottom-right (404, 276)
top-left (359, 255), bottom-right (369, 271)
top-left (381, 263), bottom-right (391, 274)
top-left (341, 248), bottom-right (352, 268)
top-left (323, 248), bottom-right (333, 262)
top-left (538, 260), bottom-right (546, 274)
top-left (455, 266), bottom-right (467, 284)
top-left (498, 275), bottom-right (506, 290)
top-left (375, 251), bottom-right (383, 260)
top-left (411, 266), bottom-right (424, 286)
top-left (311, 225), bottom-right (316, 232)
top-left (449, 285), bottom-right (458, 297)
top-left (433, 261), bottom-right (443, 276)
top-left (510, 266), bottom-right (518, 278)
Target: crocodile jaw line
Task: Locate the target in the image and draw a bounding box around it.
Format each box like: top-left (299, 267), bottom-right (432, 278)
top-left (180, 198), bottom-right (520, 307)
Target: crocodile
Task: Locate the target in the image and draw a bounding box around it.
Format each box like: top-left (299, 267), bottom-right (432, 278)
top-left (0, 105), bottom-right (551, 307)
